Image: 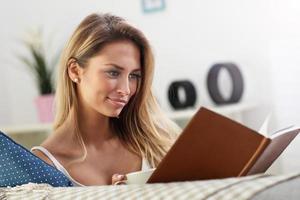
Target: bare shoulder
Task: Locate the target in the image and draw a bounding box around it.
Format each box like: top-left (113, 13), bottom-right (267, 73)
top-left (31, 132), bottom-right (62, 166)
top-left (32, 149), bottom-right (54, 166)
top-left (33, 130), bottom-right (76, 163)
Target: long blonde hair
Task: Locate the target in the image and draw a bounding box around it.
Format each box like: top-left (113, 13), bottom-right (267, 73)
top-left (54, 13), bottom-right (180, 167)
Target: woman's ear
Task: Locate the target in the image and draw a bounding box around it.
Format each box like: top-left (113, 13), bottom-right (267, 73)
top-left (67, 58), bottom-right (81, 83)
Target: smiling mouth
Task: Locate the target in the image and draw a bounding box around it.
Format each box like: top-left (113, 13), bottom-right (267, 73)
top-left (107, 97), bottom-right (127, 107)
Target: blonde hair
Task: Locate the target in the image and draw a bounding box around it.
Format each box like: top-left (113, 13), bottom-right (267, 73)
top-left (54, 13), bottom-right (180, 167)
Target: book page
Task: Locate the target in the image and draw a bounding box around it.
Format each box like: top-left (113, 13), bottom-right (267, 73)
top-left (258, 113), bottom-right (272, 136)
top-left (247, 125), bottom-right (300, 175)
top-left (270, 125), bottom-right (297, 139)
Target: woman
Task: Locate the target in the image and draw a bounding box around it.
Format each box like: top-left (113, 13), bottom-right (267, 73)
top-left (32, 13), bottom-right (180, 186)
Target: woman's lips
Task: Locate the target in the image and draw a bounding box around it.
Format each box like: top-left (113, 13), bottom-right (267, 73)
top-left (107, 97), bottom-right (127, 107)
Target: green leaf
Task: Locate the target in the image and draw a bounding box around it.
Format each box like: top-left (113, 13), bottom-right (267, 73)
top-left (18, 30), bottom-right (58, 95)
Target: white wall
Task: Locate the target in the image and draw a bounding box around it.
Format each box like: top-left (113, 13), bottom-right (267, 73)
top-left (1, 0), bottom-right (300, 172)
top-left (0, 0), bottom-right (116, 124)
top-left (0, 0), bottom-right (272, 124)
top-left (267, 0), bottom-right (300, 173)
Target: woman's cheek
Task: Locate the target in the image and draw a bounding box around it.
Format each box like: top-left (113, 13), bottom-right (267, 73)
top-left (130, 81), bottom-right (139, 94)
top-left (101, 79), bottom-right (117, 91)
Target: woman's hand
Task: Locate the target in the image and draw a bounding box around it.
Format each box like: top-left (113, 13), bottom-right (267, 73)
top-left (112, 174), bottom-right (127, 185)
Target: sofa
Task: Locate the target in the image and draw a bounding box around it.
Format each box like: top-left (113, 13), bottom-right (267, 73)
top-left (1, 172), bottom-right (300, 200)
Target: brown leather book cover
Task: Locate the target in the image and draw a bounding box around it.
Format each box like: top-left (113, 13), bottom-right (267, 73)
top-left (147, 107), bottom-right (299, 183)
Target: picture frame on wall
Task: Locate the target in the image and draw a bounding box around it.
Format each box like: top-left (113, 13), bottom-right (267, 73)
top-left (142, 0), bottom-right (166, 13)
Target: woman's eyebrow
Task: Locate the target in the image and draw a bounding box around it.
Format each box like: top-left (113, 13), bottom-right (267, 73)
top-left (105, 63), bottom-right (141, 72)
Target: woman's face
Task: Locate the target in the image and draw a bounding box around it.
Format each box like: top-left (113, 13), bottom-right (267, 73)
top-left (77, 40), bottom-right (141, 117)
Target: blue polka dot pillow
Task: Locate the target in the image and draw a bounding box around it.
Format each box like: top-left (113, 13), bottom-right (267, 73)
top-left (0, 131), bottom-right (73, 187)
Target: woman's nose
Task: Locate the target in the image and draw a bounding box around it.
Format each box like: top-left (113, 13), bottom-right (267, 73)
top-left (117, 78), bottom-right (130, 96)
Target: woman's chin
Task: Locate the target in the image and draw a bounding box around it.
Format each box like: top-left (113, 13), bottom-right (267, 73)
top-left (110, 113), bottom-right (120, 118)
top-left (108, 110), bottom-right (122, 118)
top-left (100, 107), bottom-right (123, 118)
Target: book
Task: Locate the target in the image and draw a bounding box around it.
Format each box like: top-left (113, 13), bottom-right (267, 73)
top-left (0, 131), bottom-right (73, 187)
top-left (147, 107), bottom-right (300, 183)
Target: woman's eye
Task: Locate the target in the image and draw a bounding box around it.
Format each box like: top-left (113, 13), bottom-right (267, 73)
top-left (129, 73), bottom-right (141, 80)
top-left (107, 71), bottom-right (120, 78)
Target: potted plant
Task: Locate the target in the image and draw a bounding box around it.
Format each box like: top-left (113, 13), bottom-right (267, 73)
top-left (19, 29), bottom-right (59, 123)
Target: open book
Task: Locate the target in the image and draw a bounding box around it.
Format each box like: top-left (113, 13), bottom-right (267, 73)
top-left (147, 107), bottom-right (300, 183)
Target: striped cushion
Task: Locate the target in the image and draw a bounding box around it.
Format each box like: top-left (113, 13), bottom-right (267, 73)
top-left (1, 173), bottom-right (300, 199)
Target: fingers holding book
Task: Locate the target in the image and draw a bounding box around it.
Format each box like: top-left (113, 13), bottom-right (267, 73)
top-left (112, 174), bottom-right (127, 185)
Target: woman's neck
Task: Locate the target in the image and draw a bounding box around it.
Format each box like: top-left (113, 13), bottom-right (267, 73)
top-left (68, 107), bottom-right (116, 145)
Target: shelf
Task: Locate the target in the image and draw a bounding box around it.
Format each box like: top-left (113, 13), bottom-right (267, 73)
top-left (0, 103), bottom-right (256, 135)
top-left (0, 123), bottom-right (52, 135)
top-left (167, 103), bottom-right (256, 120)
